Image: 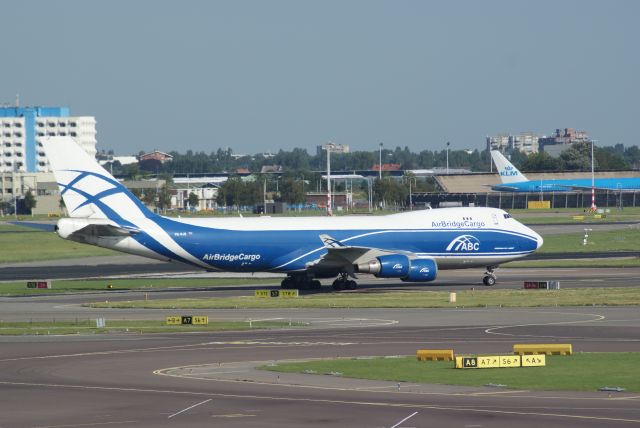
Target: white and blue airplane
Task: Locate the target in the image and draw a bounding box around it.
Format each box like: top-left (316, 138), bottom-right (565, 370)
top-left (44, 137), bottom-right (543, 288)
top-left (491, 150), bottom-right (640, 192)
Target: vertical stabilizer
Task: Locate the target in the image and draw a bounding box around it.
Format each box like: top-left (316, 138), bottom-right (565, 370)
top-left (490, 150), bottom-right (528, 184)
top-left (42, 137), bottom-right (155, 222)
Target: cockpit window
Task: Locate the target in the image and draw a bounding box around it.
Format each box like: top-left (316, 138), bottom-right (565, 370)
top-left (503, 213), bottom-right (512, 219)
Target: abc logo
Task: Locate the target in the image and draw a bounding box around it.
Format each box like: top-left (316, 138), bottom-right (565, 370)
top-left (446, 235), bottom-right (481, 252)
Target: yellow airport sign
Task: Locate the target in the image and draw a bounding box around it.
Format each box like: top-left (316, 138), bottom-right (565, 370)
top-left (166, 316), bottom-right (182, 325)
top-left (528, 201), bottom-right (550, 209)
top-left (255, 289), bottom-right (299, 298)
top-left (165, 315), bottom-right (208, 325)
top-left (280, 290), bottom-right (299, 298)
top-left (455, 356), bottom-right (478, 369)
top-left (500, 355), bottom-right (521, 368)
top-left (522, 354), bottom-right (546, 367)
top-left (478, 356), bottom-right (500, 368)
top-left (456, 355), bottom-right (534, 369)
top-left (192, 316), bottom-right (209, 325)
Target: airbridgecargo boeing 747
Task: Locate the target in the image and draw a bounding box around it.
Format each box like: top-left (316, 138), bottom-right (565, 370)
top-left (44, 137), bottom-right (543, 289)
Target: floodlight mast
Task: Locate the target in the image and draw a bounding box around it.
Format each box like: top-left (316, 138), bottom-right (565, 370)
top-left (591, 140), bottom-right (597, 211)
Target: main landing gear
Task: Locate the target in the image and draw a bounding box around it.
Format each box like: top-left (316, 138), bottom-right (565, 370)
top-left (281, 274), bottom-right (321, 290)
top-left (332, 273), bottom-right (357, 291)
top-left (482, 266), bottom-right (497, 286)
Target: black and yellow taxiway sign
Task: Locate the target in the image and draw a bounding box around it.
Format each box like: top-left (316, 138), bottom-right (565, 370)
top-left (166, 316), bottom-right (209, 325)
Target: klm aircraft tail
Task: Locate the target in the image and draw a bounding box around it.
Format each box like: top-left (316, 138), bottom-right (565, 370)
top-left (490, 150), bottom-right (528, 184)
top-left (42, 137), bottom-right (156, 222)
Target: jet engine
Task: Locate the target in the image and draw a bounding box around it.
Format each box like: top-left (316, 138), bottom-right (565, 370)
top-left (356, 255), bottom-right (438, 282)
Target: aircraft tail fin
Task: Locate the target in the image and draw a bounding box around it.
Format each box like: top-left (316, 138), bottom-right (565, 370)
top-left (42, 137), bottom-right (156, 222)
top-left (490, 150), bottom-right (527, 184)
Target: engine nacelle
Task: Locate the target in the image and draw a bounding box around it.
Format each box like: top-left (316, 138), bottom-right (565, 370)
top-left (402, 258), bottom-right (438, 282)
top-left (356, 254), bottom-right (410, 278)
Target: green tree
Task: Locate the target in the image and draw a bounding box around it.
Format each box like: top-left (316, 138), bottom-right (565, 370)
top-left (278, 175), bottom-right (305, 204)
top-left (521, 152), bottom-right (562, 171)
top-left (156, 183), bottom-right (173, 212)
top-left (559, 142), bottom-right (594, 170)
top-left (141, 188), bottom-right (157, 207)
top-left (23, 190), bottom-right (37, 215)
top-left (188, 192), bottom-right (199, 209)
top-left (373, 177), bottom-right (408, 208)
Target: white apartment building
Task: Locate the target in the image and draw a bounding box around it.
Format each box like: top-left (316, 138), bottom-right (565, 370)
top-left (0, 106), bottom-right (97, 173)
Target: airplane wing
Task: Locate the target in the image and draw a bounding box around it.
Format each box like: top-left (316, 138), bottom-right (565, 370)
top-left (310, 234), bottom-right (409, 276)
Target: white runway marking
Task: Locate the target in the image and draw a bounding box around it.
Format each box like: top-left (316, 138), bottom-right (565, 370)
top-left (389, 411), bottom-right (418, 428)
top-left (167, 398), bottom-right (212, 418)
top-left (484, 311), bottom-right (606, 337)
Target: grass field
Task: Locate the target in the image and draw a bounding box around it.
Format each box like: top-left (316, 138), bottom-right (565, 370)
top-left (262, 353), bottom-right (640, 392)
top-left (535, 227), bottom-right (640, 253)
top-left (86, 286), bottom-right (640, 309)
top-left (0, 277), bottom-right (279, 296)
top-left (0, 319), bottom-right (304, 335)
top-left (505, 258), bottom-right (640, 268)
top-left (0, 223), bottom-right (117, 263)
top-left (509, 206), bottom-right (640, 221)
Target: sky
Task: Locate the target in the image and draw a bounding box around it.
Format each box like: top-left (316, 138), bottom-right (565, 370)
top-left (1, 0), bottom-right (639, 155)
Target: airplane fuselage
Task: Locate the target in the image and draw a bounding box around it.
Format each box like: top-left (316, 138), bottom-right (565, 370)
top-left (59, 207), bottom-right (542, 276)
top-left (492, 177), bottom-right (640, 192)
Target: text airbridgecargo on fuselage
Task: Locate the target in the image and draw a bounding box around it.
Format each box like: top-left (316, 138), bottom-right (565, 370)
top-left (432, 220), bottom-right (486, 228)
top-left (203, 253), bottom-right (261, 262)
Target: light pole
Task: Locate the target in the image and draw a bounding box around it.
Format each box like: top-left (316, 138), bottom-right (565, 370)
top-left (379, 142), bottom-right (383, 180)
top-left (590, 140), bottom-right (597, 211)
top-left (446, 141), bottom-right (450, 174)
top-left (325, 143), bottom-right (334, 215)
top-left (408, 177), bottom-right (414, 210)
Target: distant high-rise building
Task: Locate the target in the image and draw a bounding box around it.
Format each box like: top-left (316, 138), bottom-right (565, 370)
top-left (486, 134), bottom-right (510, 153)
top-left (0, 106), bottom-right (96, 173)
top-left (487, 132), bottom-right (539, 155)
top-left (538, 128), bottom-right (591, 157)
top-left (509, 132), bottom-right (539, 155)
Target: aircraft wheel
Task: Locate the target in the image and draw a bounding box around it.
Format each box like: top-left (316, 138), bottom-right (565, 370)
top-left (312, 279), bottom-right (322, 289)
top-left (346, 280), bottom-right (357, 290)
top-left (281, 277), bottom-right (294, 289)
top-left (332, 279), bottom-right (344, 291)
top-left (483, 275), bottom-right (496, 286)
